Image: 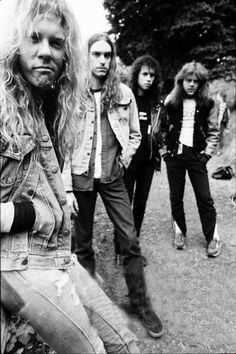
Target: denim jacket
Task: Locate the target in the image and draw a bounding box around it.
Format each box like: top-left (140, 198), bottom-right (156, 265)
top-left (62, 83), bottom-right (141, 191)
top-left (0, 123), bottom-right (72, 271)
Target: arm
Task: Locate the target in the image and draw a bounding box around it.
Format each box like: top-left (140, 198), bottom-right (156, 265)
top-left (0, 202), bottom-right (35, 234)
top-left (204, 100), bottom-right (220, 157)
top-left (120, 89), bottom-right (141, 168)
top-left (61, 156), bottom-right (79, 217)
top-left (159, 100), bottom-right (170, 158)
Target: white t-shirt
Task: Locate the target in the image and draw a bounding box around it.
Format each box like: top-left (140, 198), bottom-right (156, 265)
top-left (94, 91), bottom-right (102, 178)
top-left (179, 99), bottom-right (196, 147)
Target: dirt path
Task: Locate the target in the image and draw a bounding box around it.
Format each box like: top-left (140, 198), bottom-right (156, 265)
top-left (94, 152), bottom-right (236, 354)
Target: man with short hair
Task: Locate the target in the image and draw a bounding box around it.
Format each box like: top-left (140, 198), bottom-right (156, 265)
top-left (62, 32), bottom-right (164, 338)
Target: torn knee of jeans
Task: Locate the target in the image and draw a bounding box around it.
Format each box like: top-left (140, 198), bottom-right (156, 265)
top-left (70, 283), bottom-right (80, 306)
top-left (54, 272), bottom-right (70, 298)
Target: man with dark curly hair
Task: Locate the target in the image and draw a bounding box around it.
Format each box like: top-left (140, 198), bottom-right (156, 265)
top-left (114, 55), bottom-right (165, 265)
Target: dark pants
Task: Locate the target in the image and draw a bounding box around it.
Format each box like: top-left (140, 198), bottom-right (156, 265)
top-left (124, 157), bottom-right (154, 237)
top-left (73, 177), bottom-right (150, 307)
top-left (166, 145), bottom-right (216, 243)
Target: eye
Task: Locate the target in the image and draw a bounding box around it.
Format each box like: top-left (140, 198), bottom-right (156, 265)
top-left (50, 39), bottom-right (64, 49)
top-left (92, 52), bottom-right (100, 58)
top-left (104, 53), bottom-right (111, 59)
top-left (30, 32), bottom-right (40, 43)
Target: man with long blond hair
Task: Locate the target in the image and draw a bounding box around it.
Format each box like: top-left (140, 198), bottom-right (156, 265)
top-left (161, 61), bottom-right (221, 257)
top-left (62, 32), bottom-right (164, 338)
top-left (0, 1), bottom-right (141, 353)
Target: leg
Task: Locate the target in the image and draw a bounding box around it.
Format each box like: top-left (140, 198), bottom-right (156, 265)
top-left (98, 178), bottom-right (163, 337)
top-left (98, 177), bottom-right (140, 259)
top-left (73, 189), bottom-right (97, 275)
top-left (1, 269), bottom-right (105, 354)
top-left (188, 158), bottom-right (217, 243)
top-left (123, 163), bottom-right (136, 204)
top-left (166, 156), bottom-right (187, 235)
top-left (132, 161), bottom-right (154, 237)
top-left (113, 163), bottom-right (136, 258)
top-left (70, 260), bottom-right (140, 354)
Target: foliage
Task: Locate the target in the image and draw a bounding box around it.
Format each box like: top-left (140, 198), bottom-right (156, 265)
top-left (4, 316), bottom-right (55, 354)
top-left (103, 0), bottom-right (235, 91)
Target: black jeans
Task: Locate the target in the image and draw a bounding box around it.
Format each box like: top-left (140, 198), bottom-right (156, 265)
top-left (165, 145), bottom-right (216, 243)
top-left (73, 177), bottom-right (150, 307)
top-left (124, 156), bottom-right (154, 237)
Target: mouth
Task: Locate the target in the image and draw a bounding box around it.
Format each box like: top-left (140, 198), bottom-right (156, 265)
top-left (34, 66), bottom-right (54, 73)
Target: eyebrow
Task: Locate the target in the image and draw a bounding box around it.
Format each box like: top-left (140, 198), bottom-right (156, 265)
top-left (91, 50), bottom-right (112, 54)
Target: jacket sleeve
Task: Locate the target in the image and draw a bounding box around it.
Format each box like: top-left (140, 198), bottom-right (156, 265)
top-left (120, 89), bottom-right (141, 168)
top-left (204, 99), bottom-right (220, 156)
top-left (159, 99), bottom-right (170, 157)
top-left (61, 156), bottom-right (73, 192)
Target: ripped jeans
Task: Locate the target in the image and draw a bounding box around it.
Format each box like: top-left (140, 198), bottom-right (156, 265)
top-left (1, 258), bottom-right (139, 354)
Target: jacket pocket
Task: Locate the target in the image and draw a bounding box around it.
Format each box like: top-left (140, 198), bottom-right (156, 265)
top-left (115, 98), bottom-right (131, 124)
top-left (0, 136), bottom-right (35, 201)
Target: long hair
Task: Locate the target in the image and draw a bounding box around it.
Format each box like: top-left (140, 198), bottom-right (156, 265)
top-left (167, 61), bottom-right (210, 106)
top-left (84, 32), bottom-right (120, 111)
top-left (0, 0), bottom-right (82, 159)
top-left (130, 55), bottom-right (162, 106)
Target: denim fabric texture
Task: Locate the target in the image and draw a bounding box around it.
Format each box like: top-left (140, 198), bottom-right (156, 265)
top-left (0, 124), bottom-right (72, 271)
top-left (62, 83), bottom-right (141, 192)
top-left (1, 258), bottom-right (139, 354)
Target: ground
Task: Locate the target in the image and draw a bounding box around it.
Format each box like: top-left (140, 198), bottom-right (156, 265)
top-left (94, 144), bottom-right (236, 354)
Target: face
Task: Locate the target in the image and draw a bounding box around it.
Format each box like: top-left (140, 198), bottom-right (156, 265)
top-left (137, 65), bottom-right (155, 92)
top-left (183, 74), bottom-right (200, 96)
top-left (18, 14), bottom-right (66, 91)
top-left (89, 40), bottom-right (112, 80)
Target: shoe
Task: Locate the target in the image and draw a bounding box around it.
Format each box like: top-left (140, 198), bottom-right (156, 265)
top-left (207, 239), bottom-right (222, 257)
top-left (133, 305), bottom-right (163, 338)
top-left (173, 233), bottom-right (186, 250)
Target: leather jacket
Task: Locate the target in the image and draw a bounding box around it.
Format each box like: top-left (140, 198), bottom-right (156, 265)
top-left (148, 101), bottom-right (165, 170)
top-left (160, 97), bottom-right (219, 157)
top-left (0, 123), bottom-right (72, 271)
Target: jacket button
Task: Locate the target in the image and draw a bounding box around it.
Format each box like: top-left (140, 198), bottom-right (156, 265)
top-left (64, 229), bottom-right (70, 236)
top-left (42, 135), bottom-right (49, 142)
top-left (28, 189), bottom-right (34, 196)
top-left (22, 258), bottom-right (28, 266)
top-left (64, 256), bottom-right (71, 264)
top-left (61, 198), bottom-right (67, 205)
top-left (51, 166), bottom-right (59, 173)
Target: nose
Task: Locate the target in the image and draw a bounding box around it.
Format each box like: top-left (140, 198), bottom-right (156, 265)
top-left (100, 55), bottom-right (106, 65)
top-left (38, 39), bottom-right (52, 59)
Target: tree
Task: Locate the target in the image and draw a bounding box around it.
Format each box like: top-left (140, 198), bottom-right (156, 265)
top-left (103, 0), bottom-right (235, 90)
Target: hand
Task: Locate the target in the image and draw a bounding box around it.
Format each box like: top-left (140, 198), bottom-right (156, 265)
top-left (162, 152), bottom-right (171, 162)
top-left (197, 153), bottom-right (211, 165)
top-left (66, 192), bottom-right (79, 217)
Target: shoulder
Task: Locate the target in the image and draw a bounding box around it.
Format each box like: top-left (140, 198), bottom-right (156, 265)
top-left (119, 82), bottom-right (133, 97)
top-left (164, 94), bottom-right (171, 105)
top-left (199, 97), bottom-right (215, 110)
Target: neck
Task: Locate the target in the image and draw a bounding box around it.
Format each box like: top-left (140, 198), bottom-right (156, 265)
top-left (90, 75), bottom-right (104, 91)
top-left (137, 87), bottom-right (145, 97)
